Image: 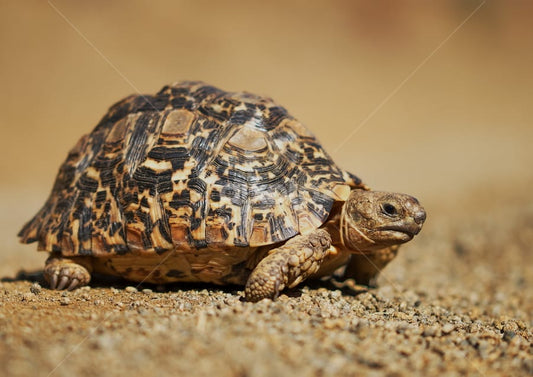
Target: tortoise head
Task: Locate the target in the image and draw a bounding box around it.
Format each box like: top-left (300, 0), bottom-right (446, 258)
top-left (341, 190), bottom-right (426, 252)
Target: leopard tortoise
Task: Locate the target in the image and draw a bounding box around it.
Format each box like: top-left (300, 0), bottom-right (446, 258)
top-left (19, 81), bottom-right (426, 301)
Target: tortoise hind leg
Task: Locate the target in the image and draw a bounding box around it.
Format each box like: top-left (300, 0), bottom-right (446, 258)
top-left (245, 229), bottom-right (332, 302)
top-left (44, 253), bottom-right (93, 290)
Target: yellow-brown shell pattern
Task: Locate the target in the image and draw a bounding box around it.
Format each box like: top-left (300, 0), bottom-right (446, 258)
top-left (19, 81), bottom-right (366, 256)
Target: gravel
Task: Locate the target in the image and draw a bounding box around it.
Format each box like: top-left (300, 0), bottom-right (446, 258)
top-left (1, 200), bottom-right (532, 377)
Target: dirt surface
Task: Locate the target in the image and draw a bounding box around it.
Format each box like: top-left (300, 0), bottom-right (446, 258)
top-left (1, 2), bottom-right (533, 377)
top-left (1, 192), bottom-right (532, 377)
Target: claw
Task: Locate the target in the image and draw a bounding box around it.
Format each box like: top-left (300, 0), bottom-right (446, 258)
top-left (273, 279), bottom-right (281, 300)
top-left (50, 274), bottom-right (58, 290)
top-left (67, 278), bottom-right (79, 291)
top-left (56, 275), bottom-right (69, 290)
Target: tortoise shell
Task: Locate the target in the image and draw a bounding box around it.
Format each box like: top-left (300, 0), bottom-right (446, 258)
top-left (19, 81), bottom-right (365, 257)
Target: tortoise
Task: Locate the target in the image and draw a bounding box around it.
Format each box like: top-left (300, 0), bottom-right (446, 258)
top-left (19, 81), bottom-right (426, 302)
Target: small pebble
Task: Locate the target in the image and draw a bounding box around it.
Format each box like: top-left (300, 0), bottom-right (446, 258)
top-left (422, 326), bottom-right (439, 337)
top-left (29, 283), bottom-right (41, 295)
top-left (467, 335), bottom-right (480, 347)
top-left (502, 330), bottom-right (515, 342)
top-left (60, 297), bottom-right (71, 306)
top-left (21, 293), bottom-right (34, 302)
top-left (125, 286), bottom-right (138, 293)
top-left (442, 323), bottom-right (455, 334)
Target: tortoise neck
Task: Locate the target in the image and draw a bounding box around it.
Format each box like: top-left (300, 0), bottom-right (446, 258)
top-left (323, 202), bottom-right (345, 247)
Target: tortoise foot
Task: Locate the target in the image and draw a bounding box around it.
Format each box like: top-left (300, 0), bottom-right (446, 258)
top-left (44, 255), bottom-right (91, 290)
top-left (245, 229), bottom-right (331, 302)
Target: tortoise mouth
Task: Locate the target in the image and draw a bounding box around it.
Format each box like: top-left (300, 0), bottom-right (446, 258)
top-left (378, 224), bottom-right (421, 239)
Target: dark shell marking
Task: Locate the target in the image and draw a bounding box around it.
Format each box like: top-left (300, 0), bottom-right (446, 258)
top-left (19, 81), bottom-right (365, 256)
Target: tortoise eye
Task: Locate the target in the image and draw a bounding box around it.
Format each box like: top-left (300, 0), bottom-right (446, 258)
top-left (382, 203), bottom-right (398, 217)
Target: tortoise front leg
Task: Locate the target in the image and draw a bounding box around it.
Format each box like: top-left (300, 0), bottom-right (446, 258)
top-left (343, 245), bottom-right (400, 287)
top-left (44, 253), bottom-right (93, 290)
top-left (245, 229), bottom-right (332, 302)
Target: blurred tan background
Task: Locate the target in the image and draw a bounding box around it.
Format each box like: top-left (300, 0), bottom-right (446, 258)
top-left (1, 1), bottom-right (532, 275)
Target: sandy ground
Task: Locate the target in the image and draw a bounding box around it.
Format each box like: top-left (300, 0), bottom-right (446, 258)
top-left (1, 188), bottom-right (532, 377)
top-left (1, 2), bottom-right (533, 377)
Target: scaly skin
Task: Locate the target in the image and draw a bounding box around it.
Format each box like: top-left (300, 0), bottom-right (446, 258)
top-left (245, 229), bottom-right (332, 302)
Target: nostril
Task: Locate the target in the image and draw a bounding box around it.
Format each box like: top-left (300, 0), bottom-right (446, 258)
top-left (414, 208), bottom-right (426, 224)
